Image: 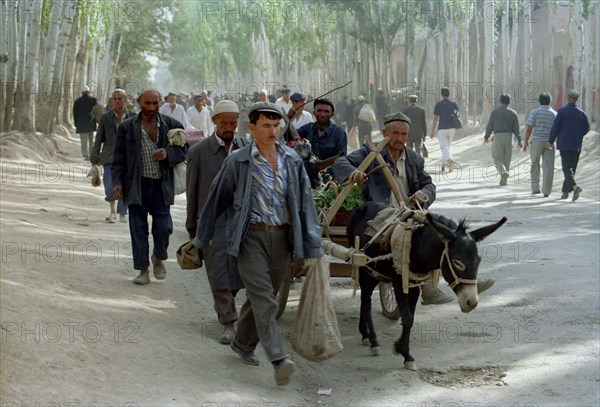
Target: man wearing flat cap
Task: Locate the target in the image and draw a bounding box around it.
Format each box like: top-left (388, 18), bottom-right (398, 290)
top-left (112, 87), bottom-right (188, 285)
top-left (297, 98), bottom-right (347, 165)
top-left (289, 92), bottom-right (314, 129)
top-left (194, 101), bottom-right (323, 386)
top-left (186, 99), bottom-right (248, 344)
top-left (549, 89), bottom-right (590, 201)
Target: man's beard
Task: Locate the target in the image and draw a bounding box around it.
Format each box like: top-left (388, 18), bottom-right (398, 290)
top-left (219, 131), bottom-right (234, 141)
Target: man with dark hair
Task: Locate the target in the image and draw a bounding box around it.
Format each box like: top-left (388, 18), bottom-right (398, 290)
top-left (403, 95), bottom-right (427, 157)
top-left (73, 85), bottom-right (97, 160)
top-left (112, 88), bottom-right (187, 285)
top-left (194, 101), bottom-right (323, 386)
top-left (549, 89), bottom-right (590, 201)
top-left (523, 93), bottom-right (557, 197)
top-left (430, 87), bottom-right (460, 172)
top-left (297, 98), bottom-right (347, 161)
top-left (484, 93), bottom-right (522, 186)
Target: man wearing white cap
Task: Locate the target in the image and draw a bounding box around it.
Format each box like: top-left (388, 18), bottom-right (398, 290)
top-left (73, 85), bottom-right (98, 160)
top-left (186, 99), bottom-right (248, 344)
top-left (549, 89), bottom-right (590, 201)
top-left (112, 87), bottom-right (188, 285)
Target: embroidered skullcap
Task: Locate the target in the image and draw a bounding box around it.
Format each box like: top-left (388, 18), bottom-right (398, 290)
top-left (383, 111), bottom-right (412, 126)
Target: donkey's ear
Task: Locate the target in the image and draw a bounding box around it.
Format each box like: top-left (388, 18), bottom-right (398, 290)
top-left (469, 217), bottom-right (507, 242)
top-left (426, 213), bottom-right (456, 242)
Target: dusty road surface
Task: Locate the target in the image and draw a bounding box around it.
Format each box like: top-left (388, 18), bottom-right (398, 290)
top-left (1, 127), bottom-right (599, 407)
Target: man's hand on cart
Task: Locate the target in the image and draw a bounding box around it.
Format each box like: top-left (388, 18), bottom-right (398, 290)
top-left (409, 190), bottom-right (429, 207)
top-left (350, 170), bottom-right (369, 185)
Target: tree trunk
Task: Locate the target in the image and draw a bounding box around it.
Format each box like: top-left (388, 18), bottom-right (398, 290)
top-left (46, 3), bottom-right (74, 134)
top-left (61, 9), bottom-right (81, 127)
top-left (12, 0), bottom-right (42, 132)
top-left (483, 0), bottom-right (496, 122)
top-left (583, 14), bottom-right (592, 113)
top-left (0, 0), bottom-right (10, 129)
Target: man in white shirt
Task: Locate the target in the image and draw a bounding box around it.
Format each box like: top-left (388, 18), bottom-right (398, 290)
top-left (289, 92), bottom-right (314, 130)
top-left (159, 92), bottom-right (190, 129)
top-left (186, 94), bottom-right (213, 137)
top-left (275, 88), bottom-right (292, 116)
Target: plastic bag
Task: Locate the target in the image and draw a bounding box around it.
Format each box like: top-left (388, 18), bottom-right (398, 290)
top-left (290, 256), bottom-right (344, 361)
top-left (358, 104), bottom-right (376, 123)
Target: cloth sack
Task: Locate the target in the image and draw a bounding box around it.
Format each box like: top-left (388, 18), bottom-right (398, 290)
top-left (87, 165), bottom-right (102, 187)
top-left (290, 256), bottom-right (344, 362)
top-left (176, 239), bottom-right (203, 269)
top-left (167, 128), bottom-right (188, 195)
top-left (348, 125), bottom-right (360, 149)
top-left (92, 103), bottom-right (104, 123)
top-left (357, 104), bottom-right (376, 123)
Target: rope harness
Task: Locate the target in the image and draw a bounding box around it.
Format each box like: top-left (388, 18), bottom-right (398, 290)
top-left (361, 208), bottom-right (477, 294)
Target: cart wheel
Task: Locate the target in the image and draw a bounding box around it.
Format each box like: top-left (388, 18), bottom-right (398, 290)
top-left (276, 276), bottom-right (291, 320)
top-left (379, 282), bottom-right (400, 320)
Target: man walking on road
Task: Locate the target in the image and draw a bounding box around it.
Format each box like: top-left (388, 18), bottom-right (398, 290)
top-left (549, 89), bottom-right (590, 201)
top-left (73, 85), bottom-right (97, 160)
top-left (403, 95), bottom-right (427, 157)
top-left (523, 92), bottom-right (557, 197)
top-left (186, 100), bottom-right (248, 344)
top-left (484, 94), bottom-right (522, 186)
top-left (112, 88), bottom-right (187, 285)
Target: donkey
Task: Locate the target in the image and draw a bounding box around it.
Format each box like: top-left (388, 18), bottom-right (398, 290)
top-left (347, 201), bottom-right (507, 370)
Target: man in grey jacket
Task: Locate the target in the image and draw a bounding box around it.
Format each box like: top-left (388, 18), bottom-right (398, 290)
top-left (112, 87), bottom-right (187, 285)
top-left (185, 100), bottom-right (248, 345)
top-left (194, 102), bottom-right (323, 386)
top-left (90, 88), bottom-right (135, 223)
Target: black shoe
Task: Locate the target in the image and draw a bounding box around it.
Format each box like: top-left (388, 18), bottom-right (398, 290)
top-left (560, 192), bottom-right (568, 199)
top-left (230, 342), bottom-right (259, 366)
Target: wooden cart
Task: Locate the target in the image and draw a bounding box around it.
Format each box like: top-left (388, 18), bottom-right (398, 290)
top-left (276, 137), bottom-right (404, 320)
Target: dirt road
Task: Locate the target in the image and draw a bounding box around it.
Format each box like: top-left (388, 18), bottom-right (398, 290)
top-left (1, 128), bottom-right (598, 406)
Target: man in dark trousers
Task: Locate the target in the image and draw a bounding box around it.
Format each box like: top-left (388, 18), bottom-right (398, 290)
top-left (403, 95), bottom-right (427, 157)
top-left (90, 88), bottom-right (135, 223)
top-left (186, 100), bottom-right (248, 344)
top-left (112, 87), bottom-right (187, 285)
top-left (73, 85), bottom-right (97, 160)
top-left (549, 89), bottom-right (590, 201)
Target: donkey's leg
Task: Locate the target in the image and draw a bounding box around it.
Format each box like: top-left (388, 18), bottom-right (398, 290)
top-left (358, 270), bottom-right (380, 354)
top-left (391, 276), bottom-right (417, 370)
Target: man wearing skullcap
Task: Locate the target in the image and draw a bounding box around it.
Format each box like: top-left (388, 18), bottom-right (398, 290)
top-left (549, 89), bottom-right (590, 201)
top-left (159, 91), bottom-right (190, 130)
top-left (186, 94), bottom-right (213, 137)
top-left (112, 87), bottom-right (188, 285)
top-left (186, 100), bottom-right (248, 344)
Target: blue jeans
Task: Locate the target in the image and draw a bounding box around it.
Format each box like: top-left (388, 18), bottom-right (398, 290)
top-left (103, 164), bottom-right (126, 215)
top-left (128, 178), bottom-right (172, 270)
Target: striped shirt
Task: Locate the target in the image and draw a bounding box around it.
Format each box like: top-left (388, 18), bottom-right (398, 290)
top-left (140, 122), bottom-right (162, 179)
top-left (526, 105), bottom-right (557, 142)
top-left (249, 141), bottom-right (290, 226)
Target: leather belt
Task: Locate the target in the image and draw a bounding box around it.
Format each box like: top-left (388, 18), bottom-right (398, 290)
top-left (249, 222), bottom-right (288, 232)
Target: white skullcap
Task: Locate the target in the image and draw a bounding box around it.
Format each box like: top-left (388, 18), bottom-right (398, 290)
top-left (212, 100), bottom-right (239, 117)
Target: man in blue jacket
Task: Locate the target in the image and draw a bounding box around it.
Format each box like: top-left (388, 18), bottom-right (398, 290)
top-left (194, 102), bottom-right (323, 386)
top-left (549, 89), bottom-right (590, 201)
top-left (112, 87), bottom-right (187, 285)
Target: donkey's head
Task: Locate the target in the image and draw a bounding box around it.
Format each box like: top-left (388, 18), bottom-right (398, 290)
top-left (426, 214), bottom-right (507, 313)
